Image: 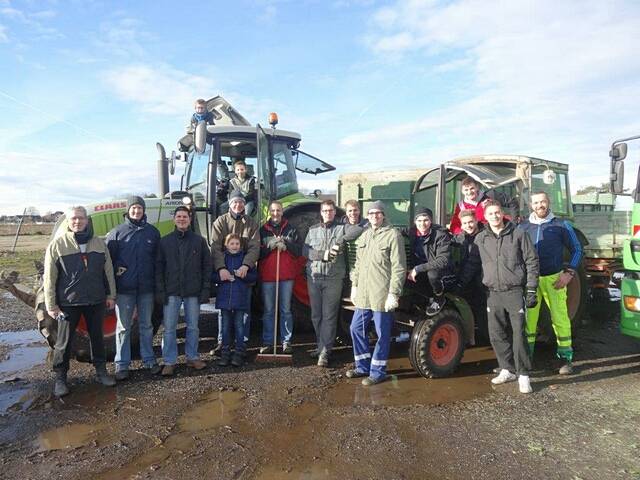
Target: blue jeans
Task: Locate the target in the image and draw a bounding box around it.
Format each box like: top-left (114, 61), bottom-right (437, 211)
top-left (261, 280), bottom-right (294, 346)
top-left (217, 287), bottom-right (252, 344)
top-left (115, 292), bottom-right (156, 371)
top-left (220, 309), bottom-right (246, 355)
top-left (162, 296), bottom-right (201, 365)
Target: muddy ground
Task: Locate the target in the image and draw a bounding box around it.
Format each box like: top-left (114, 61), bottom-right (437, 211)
top-left (0, 291), bottom-right (639, 479)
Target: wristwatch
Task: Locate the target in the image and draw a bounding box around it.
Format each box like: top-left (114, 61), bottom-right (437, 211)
top-left (563, 269), bottom-right (575, 277)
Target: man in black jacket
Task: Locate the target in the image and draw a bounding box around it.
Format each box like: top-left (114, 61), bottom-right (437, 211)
top-left (475, 200), bottom-right (539, 394)
top-left (406, 208), bottom-right (455, 316)
top-left (106, 196), bottom-right (161, 380)
top-left (451, 209), bottom-right (486, 342)
top-left (156, 206), bottom-right (212, 376)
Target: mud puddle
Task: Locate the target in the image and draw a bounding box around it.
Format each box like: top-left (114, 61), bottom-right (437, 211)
top-left (36, 422), bottom-right (106, 451)
top-left (0, 330), bottom-right (48, 381)
top-left (0, 386), bottom-right (34, 414)
top-left (94, 389), bottom-right (244, 479)
top-left (327, 346), bottom-right (496, 407)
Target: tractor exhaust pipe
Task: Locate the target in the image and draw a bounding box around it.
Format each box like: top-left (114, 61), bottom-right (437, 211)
top-left (156, 142), bottom-right (169, 198)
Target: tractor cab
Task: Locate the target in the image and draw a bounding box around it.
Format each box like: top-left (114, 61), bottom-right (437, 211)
top-left (413, 155), bottom-right (573, 227)
top-left (159, 96), bottom-right (335, 243)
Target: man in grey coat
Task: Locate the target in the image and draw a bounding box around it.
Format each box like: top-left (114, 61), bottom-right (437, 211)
top-left (303, 199), bottom-right (362, 367)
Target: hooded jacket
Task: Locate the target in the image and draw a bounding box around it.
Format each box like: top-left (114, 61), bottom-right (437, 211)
top-left (475, 220), bottom-right (539, 292)
top-left (156, 228), bottom-right (211, 301)
top-left (44, 220), bottom-right (116, 309)
top-left (351, 222), bottom-right (406, 311)
top-left (212, 250), bottom-right (257, 311)
top-left (519, 212), bottom-right (583, 276)
top-left (106, 215), bottom-right (160, 295)
top-left (259, 218), bottom-right (302, 282)
top-left (210, 211), bottom-right (260, 271)
top-left (403, 224), bottom-right (453, 275)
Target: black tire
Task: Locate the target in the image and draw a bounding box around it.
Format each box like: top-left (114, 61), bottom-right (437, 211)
top-left (409, 309), bottom-right (465, 378)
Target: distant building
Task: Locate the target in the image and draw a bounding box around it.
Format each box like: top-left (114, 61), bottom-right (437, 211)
top-left (572, 192), bottom-right (616, 213)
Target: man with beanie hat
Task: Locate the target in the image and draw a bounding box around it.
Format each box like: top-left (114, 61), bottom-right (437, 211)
top-left (211, 191), bottom-right (260, 349)
top-left (44, 205), bottom-right (117, 397)
top-left (106, 195), bottom-right (161, 379)
top-left (404, 207), bottom-right (455, 316)
top-left (347, 201), bottom-right (406, 385)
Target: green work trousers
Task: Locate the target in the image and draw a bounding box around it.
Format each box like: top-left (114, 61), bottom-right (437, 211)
top-left (525, 272), bottom-right (573, 361)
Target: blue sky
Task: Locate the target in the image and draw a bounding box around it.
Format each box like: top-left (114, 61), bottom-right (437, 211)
top-left (2, 0), bottom-right (640, 214)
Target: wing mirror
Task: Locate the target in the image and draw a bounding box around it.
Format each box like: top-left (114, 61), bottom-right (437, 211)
top-left (610, 142), bottom-right (628, 161)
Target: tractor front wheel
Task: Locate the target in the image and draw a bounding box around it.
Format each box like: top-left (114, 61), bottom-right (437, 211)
top-left (409, 309), bottom-right (465, 378)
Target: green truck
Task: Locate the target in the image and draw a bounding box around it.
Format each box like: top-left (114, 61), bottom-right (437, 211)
top-left (30, 97), bottom-right (335, 359)
top-left (609, 136), bottom-right (640, 339)
top-left (339, 155), bottom-right (611, 377)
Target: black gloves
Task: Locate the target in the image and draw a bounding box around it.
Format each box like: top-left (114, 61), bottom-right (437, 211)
top-left (525, 289), bottom-right (538, 308)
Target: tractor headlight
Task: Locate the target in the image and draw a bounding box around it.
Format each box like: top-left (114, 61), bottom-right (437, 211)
top-left (623, 295), bottom-right (640, 312)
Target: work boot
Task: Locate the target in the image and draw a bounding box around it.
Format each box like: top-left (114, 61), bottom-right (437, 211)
top-left (53, 371), bottom-right (69, 397)
top-left (115, 370), bottom-right (130, 381)
top-left (491, 369), bottom-right (516, 385)
top-left (187, 359), bottom-right (207, 370)
top-left (95, 364), bottom-right (116, 387)
top-left (145, 363), bottom-right (162, 375)
top-left (161, 364), bottom-right (175, 376)
top-left (518, 375), bottom-right (533, 394)
top-left (559, 361), bottom-right (574, 375)
top-left (362, 375), bottom-right (387, 386)
top-left (231, 352), bottom-right (244, 367)
top-left (317, 353), bottom-right (330, 368)
top-left (426, 296), bottom-right (445, 316)
top-left (282, 342), bottom-right (293, 355)
top-left (217, 353), bottom-right (231, 367)
top-left (345, 368), bottom-right (367, 379)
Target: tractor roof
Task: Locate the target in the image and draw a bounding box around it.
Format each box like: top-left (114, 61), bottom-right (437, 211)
top-left (448, 154), bottom-right (568, 170)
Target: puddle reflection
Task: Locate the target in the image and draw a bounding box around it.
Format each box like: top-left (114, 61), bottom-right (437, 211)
top-left (36, 423), bottom-right (105, 451)
top-left (329, 346), bottom-right (496, 407)
top-left (0, 330), bottom-right (48, 380)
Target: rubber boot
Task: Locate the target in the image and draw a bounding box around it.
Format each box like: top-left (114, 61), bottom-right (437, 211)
top-left (95, 364), bottom-right (116, 387)
top-left (54, 370), bottom-right (70, 397)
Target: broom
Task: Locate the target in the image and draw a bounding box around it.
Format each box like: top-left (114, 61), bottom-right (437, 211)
top-left (255, 245), bottom-right (293, 364)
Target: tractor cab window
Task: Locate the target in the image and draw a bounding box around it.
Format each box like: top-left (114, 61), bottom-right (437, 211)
top-left (532, 166), bottom-right (569, 215)
top-left (272, 141), bottom-right (299, 199)
top-left (186, 146), bottom-right (211, 204)
top-left (414, 168), bottom-right (461, 226)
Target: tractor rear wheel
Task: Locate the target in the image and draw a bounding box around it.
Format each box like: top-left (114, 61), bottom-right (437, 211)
top-left (409, 309), bottom-right (465, 378)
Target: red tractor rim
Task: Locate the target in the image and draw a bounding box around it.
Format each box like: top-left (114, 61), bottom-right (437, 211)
top-left (76, 310), bottom-right (119, 338)
top-left (429, 323), bottom-right (460, 366)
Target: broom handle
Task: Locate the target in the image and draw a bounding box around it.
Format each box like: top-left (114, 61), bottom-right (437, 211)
top-left (273, 246), bottom-right (280, 355)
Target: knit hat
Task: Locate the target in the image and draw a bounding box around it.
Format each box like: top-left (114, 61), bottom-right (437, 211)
top-left (414, 207), bottom-right (433, 221)
top-left (126, 195), bottom-right (146, 212)
top-left (229, 190), bottom-right (246, 204)
top-left (367, 201), bottom-right (386, 214)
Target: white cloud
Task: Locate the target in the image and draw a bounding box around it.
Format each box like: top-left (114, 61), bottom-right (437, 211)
top-left (103, 64), bottom-right (213, 116)
top-left (0, 141), bottom-right (178, 215)
top-left (343, 0), bottom-right (640, 191)
top-left (0, 24), bottom-right (7, 42)
top-left (95, 16), bottom-right (152, 58)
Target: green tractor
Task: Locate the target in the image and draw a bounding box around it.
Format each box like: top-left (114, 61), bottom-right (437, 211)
top-left (32, 96), bottom-right (335, 360)
top-left (339, 155), bottom-right (590, 378)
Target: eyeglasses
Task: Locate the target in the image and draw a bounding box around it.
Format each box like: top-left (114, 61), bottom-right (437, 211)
top-left (368, 211), bottom-right (384, 216)
top-left (321, 209), bottom-right (335, 213)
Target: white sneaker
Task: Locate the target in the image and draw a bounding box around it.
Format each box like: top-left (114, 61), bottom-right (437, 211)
top-left (518, 375), bottom-right (533, 394)
top-left (491, 369), bottom-right (517, 385)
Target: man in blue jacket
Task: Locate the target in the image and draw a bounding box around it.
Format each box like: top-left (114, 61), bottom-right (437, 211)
top-left (519, 191), bottom-right (583, 375)
top-left (106, 196), bottom-right (161, 380)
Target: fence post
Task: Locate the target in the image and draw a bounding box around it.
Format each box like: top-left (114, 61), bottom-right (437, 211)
top-left (10, 208), bottom-right (27, 253)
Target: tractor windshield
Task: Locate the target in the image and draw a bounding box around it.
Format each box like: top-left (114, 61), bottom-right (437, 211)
top-left (531, 165), bottom-right (570, 216)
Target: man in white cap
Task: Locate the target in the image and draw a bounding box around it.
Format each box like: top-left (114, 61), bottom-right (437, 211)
top-left (347, 201), bottom-right (406, 385)
top-left (211, 190), bottom-right (260, 349)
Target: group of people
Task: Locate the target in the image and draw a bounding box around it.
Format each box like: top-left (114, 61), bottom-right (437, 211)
top-left (43, 174), bottom-right (582, 397)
